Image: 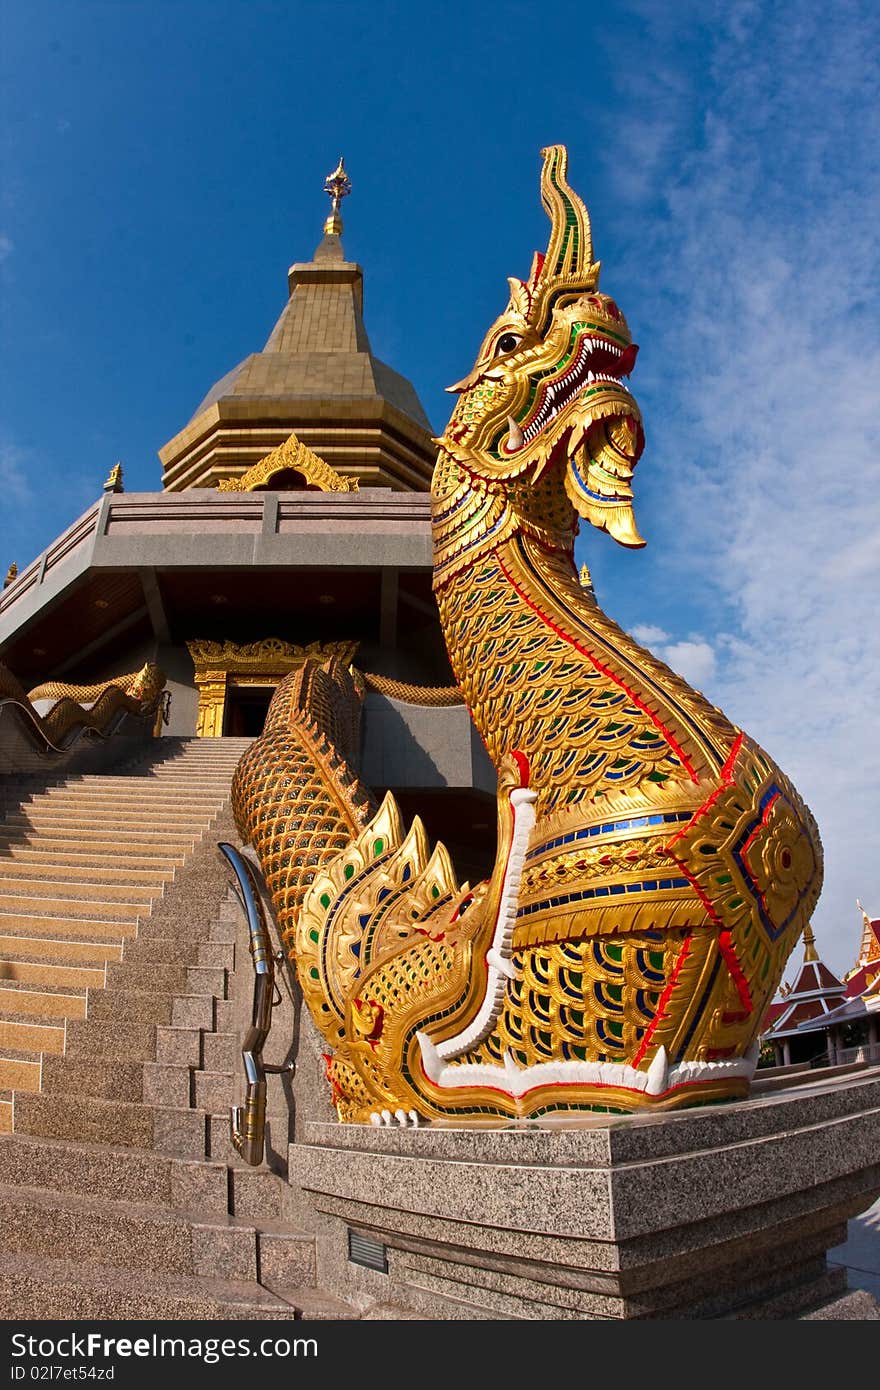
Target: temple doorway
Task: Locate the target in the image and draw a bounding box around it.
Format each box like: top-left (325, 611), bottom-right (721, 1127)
top-left (223, 685), bottom-right (273, 737)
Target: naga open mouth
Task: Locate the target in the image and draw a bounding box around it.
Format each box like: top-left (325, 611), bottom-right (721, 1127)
top-left (504, 334), bottom-right (638, 456)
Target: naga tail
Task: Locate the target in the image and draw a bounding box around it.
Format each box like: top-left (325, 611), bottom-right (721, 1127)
top-left (231, 657), bottom-right (376, 972)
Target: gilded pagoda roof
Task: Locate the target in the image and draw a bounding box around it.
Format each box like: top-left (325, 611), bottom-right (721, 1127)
top-left (159, 170), bottom-right (436, 494)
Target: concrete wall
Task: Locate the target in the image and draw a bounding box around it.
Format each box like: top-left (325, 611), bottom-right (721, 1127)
top-left (361, 693), bottom-right (495, 794)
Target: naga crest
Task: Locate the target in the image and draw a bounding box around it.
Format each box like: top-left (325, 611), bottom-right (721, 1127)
top-left (440, 144), bottom-right (645, 548)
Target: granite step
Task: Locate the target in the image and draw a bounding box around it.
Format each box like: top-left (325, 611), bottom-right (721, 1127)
top-left (105, 961), bottom-right (190, 994)
top-left (41, 1055), bottom-right (147, 1102)
top-left (155, 1025), bottom-right (203, 1068)
top-left (104, 961), bottom-right (227, 998)
top-left (229, 1167), bottom-right (285, 1219)
top-left (86, 987), bottom-right (175, 1025)
top-left (72, 773), bottom-right (243, 786)
top-left (0, 842), bottom-right (188, 866)
top-left (0, 1016), bottom-right (65, 1055)
top-left (0, 857), bottom-right (172, 885)
top-left (0, 959), bottom-right (107, 991)
top-left (4, 810), bottom-right (222, 830)
top-left (0, 932), bottom-right (125, 966)
top-left (0, 1252), bottom-right (309, 1321)
top-left (193, 1069), bottom-right (234, 1112)
top-left (0, 1182), bottom-right (259, 1278)
top-left (0, 876), bottom-right (159, 904)
top-left (0, 1131), bottom-right (228, 1210)
top-left (12, 1092), bottom-right (156, 1148)
top-left (142, 1062), bottom-right (192, 1108)
top-left (64, 1018), bottom-right (157, 1061)
top-left (203, 1030), bottom-right (239, 1072)
top-left (0, 892), bottom-right (143, 922)
top-left (121, 937), bottom-right (202, 966)
top-left (0, 912), bottom-right (138, 942)
top-left (257, 1223), bottom-right (317, 1287)
top-left (10, 1092), bottom-right (208, 1152)
top-left (0, 1051), bottom-right (41, 1092)
top-left (0, 982), bottom-right (87, 1020)
top-left (16, 792), bottom-right (228, 812)
top-left (132, 934), bottom-right (232, 967)
top-left (0, 826), bottom-right (202, 849)
top-left (0, 1098), bottom-right (11, 1132)
top-left (35, 789), bottom-right (230, 806)
top-left (0, 834), bottom-right (196, 856)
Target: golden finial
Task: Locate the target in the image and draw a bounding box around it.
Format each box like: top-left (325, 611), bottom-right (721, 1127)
top-left (855, 899), bottom-right (877, 968)
top-left (579, 562), bottom-right (594, 594)
top-left (323, 157), bottom-right (351, 236)
top-left (802, 922), bottom-right (819, 963)
top-left (103, 462), bottom-right (124, 493)
top-left (3, 561), bottom-right (17, 590)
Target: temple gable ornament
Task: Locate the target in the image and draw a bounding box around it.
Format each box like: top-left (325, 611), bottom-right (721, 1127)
top-left (217, 431), bottom-right (358, 493)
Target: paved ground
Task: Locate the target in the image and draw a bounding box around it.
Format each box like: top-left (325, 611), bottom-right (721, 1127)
top-left (828, 1196), bottom-right (880, 1300)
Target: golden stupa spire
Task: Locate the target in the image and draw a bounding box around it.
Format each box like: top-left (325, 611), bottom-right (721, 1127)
top-left (323, 157), bottom-right (351, 236)
top-left (802, 922), bottom-right (819, 963)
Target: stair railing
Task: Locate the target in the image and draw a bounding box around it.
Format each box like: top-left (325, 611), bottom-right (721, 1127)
top-left (217, 842), bottom-right (293, 1165)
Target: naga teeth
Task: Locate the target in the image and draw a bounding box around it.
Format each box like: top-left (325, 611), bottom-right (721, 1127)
top-left (506, 415), bottom-right (524, 451)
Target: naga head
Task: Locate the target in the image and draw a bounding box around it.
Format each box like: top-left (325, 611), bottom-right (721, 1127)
top-left (439, 145), bottom-right (645, 547)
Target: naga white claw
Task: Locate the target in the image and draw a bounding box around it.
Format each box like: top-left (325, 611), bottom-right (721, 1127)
top-left (646, 1045), bottom-right (669, 1096)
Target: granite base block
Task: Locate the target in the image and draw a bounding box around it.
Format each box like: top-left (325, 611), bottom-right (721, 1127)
top-left (287, 1068), bottom-right (880, 1320)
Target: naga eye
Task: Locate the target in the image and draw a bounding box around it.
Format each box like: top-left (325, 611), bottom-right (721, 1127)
top-left (497, 333), bottom-right (522, 355)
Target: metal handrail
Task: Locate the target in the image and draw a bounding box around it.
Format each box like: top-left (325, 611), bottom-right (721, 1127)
top-left (218, 842), bottom-right (293, 1166)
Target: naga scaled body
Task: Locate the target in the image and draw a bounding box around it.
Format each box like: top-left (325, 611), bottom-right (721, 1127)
top-left (232, 146), bottom-right (822, 1123)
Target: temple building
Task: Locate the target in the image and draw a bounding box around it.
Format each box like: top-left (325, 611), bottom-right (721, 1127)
top-left (761, 925), bottom-right (848, 1067)
top-left (762, 908), bottom-right (880, 1068)
top-left (0, 163), bottom-right (495, 875)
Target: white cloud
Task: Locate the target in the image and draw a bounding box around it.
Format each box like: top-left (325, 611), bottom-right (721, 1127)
top-left (0, 233), bottom-right (12, 263)
top-left (599, 0), bottom-right (880, 976)
top-left (631, 623), bottom-right (669, 645)
top-left (632, 626), bottom-right (718, 688)
top-left (0, 441), bottom-right (31, 503)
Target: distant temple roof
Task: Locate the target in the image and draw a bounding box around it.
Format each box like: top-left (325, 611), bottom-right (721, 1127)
top-left (762, 924), bottom-right (848, 1041)
top-left (159, 161), bottom-right (436, 493)
top-left (848, 900), bottom-right (880, 980)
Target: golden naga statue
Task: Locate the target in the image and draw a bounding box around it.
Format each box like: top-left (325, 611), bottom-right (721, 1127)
top-left (0, 661), bottom-right (167, 751)
top-left (232, 146), bottom-right (822, 1123)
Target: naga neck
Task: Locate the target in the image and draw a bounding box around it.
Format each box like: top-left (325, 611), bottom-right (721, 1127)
top-left (431, 448), bottom-right (738, 811)
top-left (431, 449), bottom-right (576, 587)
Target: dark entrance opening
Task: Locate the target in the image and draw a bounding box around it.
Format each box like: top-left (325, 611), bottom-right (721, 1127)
top-left (224, 686), bottom-right (274, 737)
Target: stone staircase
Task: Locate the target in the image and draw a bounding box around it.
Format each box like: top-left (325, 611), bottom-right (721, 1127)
top-left (0, 736), bottom-right (356, 1320)
top-left (0, 737), bottom-right (250, 1129)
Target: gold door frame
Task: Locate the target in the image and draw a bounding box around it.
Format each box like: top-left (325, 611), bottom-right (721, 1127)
top-left (187, 638), bottom-right (358, 736)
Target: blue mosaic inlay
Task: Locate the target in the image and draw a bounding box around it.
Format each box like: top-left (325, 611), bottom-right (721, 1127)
top-left (517, 877), bottom-right (691, 919)
top-left (526, 811), bottom-right (692, 862)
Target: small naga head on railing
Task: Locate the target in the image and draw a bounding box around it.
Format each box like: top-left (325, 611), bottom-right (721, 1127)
top-left (439, 144), bottom-right (645, 548)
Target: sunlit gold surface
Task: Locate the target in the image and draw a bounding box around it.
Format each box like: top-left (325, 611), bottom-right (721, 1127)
top-left (217, 431), bottom-right (357, 493)
top-left (322, 157), bottom-right (351, 237)
top-left (233, 145), bottom-right (823, 1122)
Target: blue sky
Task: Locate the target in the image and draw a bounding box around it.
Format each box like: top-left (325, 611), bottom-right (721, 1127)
top-left (1, 0), bottom-right (877, 976)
